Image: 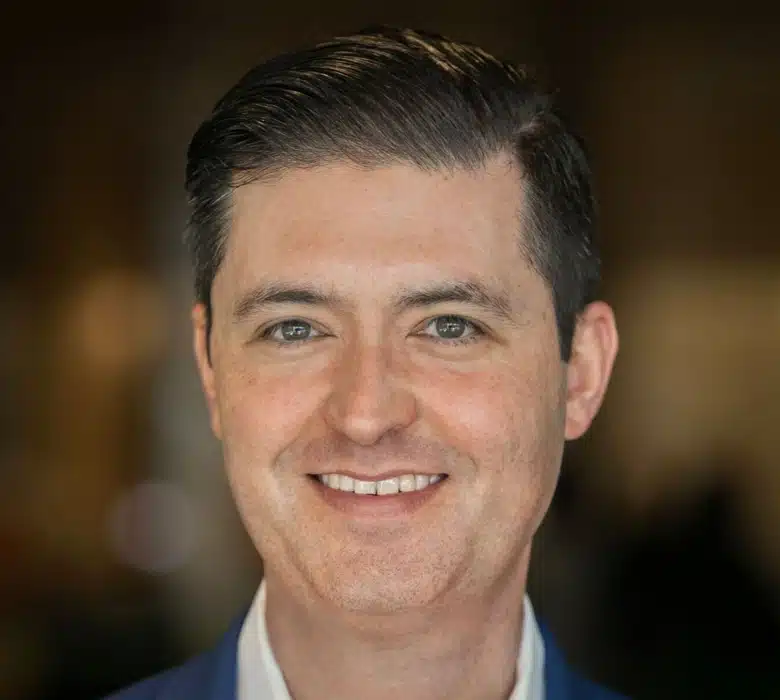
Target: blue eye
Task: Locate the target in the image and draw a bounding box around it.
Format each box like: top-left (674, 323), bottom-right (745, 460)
top-left (262, 319), bottom-right (323, 345)
top-left (420, 316), bottom-right (483, 345)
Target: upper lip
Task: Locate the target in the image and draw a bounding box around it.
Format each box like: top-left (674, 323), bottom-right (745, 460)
top-left (308, 469), bottom-right (446, 481)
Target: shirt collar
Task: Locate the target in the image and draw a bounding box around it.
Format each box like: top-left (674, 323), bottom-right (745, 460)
top-left (238, 581), bottom-right (545, 700)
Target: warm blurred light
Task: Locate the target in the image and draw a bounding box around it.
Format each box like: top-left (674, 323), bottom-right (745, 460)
top-left (108, 480), bottom-right (199, 575)
top-left (69, 270), bottom-right (167, 373)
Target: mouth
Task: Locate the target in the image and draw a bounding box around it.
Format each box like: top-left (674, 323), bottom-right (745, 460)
top-left (310, 473), bottom-right (447, 495)
top-left (306, 472), bottom-right (448, 518)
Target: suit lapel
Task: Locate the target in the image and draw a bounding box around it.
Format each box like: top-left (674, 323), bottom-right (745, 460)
top-left (202, 614), bottom-right (243, 700)
top-left (541, 623), bottom-right (574, 700)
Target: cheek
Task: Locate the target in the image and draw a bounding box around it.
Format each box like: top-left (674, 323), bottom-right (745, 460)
top-left (214, 359), bottom-right (331, 466)
top-left (418, 353), bottom-right (565, 470)
top-left (214, 360), bottom-right (335, 530)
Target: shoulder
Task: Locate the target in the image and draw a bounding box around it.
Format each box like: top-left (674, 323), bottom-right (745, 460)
top-left (541, 623), bottom-right (628, 700)
top-left (102, 615), bottom-right (244, 700)
top-left (102, 648), bottom-right (222, 700)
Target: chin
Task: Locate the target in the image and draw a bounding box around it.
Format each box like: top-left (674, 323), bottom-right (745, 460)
top-left (310, 559), bottom-right (456, 615)
top-left (322, 579), bottom-right (440, 615)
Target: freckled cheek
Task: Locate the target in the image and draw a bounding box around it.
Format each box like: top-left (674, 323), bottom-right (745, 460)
top-left (416, 356), bottom-right (560, 473)
top-left (216, 363), bottom-right (331, 460)
top-left (417, 367), bottom-right (530, 452)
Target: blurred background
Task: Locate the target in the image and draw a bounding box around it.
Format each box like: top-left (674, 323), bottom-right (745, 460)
top-left (2, 2), bottom-right (779, 698)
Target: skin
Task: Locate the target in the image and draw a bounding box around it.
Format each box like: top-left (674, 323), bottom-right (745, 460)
top-left (193, 155), bottom-right (618, 700)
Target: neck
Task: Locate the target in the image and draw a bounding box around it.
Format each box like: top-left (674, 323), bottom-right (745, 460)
top-left (263, 555), bottom-right (530, 700)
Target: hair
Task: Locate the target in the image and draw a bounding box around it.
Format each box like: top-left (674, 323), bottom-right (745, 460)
top-left (185, 26), bottom-right (600, 360)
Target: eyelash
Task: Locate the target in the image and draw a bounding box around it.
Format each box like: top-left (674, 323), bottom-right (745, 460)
top-left (419, 316), bottom-right (484, 346)
top-left (259, 320), bottom-right (327, 347)
top-left (257, 316), bottom-right (485, 348)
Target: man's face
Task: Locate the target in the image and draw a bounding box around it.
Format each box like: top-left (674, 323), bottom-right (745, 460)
top-left (194, 157), bottom-right (608, 613)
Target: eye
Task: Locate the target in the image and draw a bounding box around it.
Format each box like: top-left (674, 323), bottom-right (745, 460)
top-left (418, 315), bottom-right (483, 344)
top-left (261, 319), bottom-right (324, 345)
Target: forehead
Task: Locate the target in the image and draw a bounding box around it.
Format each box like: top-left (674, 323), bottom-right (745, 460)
top-left (218, 158), bottom-right (536, 297)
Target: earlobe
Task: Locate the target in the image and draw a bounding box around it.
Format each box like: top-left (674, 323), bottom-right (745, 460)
top-left (192, 303), bottom-right (222, 439)
top-left (564, 301), bottom-right (619, 441)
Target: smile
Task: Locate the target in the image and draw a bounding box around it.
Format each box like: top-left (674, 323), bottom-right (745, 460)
top-left (316, 473), bottom-right (445, 495)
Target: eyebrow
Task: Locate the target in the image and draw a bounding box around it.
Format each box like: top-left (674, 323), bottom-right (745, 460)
top-left (232, 279), bottom-right (516, 323)
top-left (392, 280), bottom-right (514, 321)
top-left (233, 281), bottom-right (347, 322)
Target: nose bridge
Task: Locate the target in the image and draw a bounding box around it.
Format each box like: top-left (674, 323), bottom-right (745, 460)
top-left (346, 339), bottom-right (387, 395)
top-left (324, 333), bottom-right (416, 444)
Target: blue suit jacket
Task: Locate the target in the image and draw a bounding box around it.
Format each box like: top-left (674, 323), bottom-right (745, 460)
top-left (106, 615), bottom-right (625, 700)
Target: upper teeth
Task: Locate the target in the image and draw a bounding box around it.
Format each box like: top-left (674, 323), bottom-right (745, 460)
top-left (318, 473), bottom-right (443, 495)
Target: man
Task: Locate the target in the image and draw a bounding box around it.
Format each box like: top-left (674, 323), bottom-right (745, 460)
top-left (110, 26), bottom-right (622, 700)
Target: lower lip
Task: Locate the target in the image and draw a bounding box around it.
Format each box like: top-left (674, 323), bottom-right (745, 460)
top-left (309, 476), bottom-right (447, 518)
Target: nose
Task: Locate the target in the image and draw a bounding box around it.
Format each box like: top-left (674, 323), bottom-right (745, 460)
top-left (323, 341), bottom-right (418, 445)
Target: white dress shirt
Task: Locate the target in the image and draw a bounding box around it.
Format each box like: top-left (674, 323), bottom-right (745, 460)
top-left (238, 581), bottom-right (545, 700)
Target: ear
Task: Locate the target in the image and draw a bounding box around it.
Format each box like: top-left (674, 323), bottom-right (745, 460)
top-left (564, 301), bottom-right (619, 441)
top-left (192, 303), bottom-right (222, 439)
